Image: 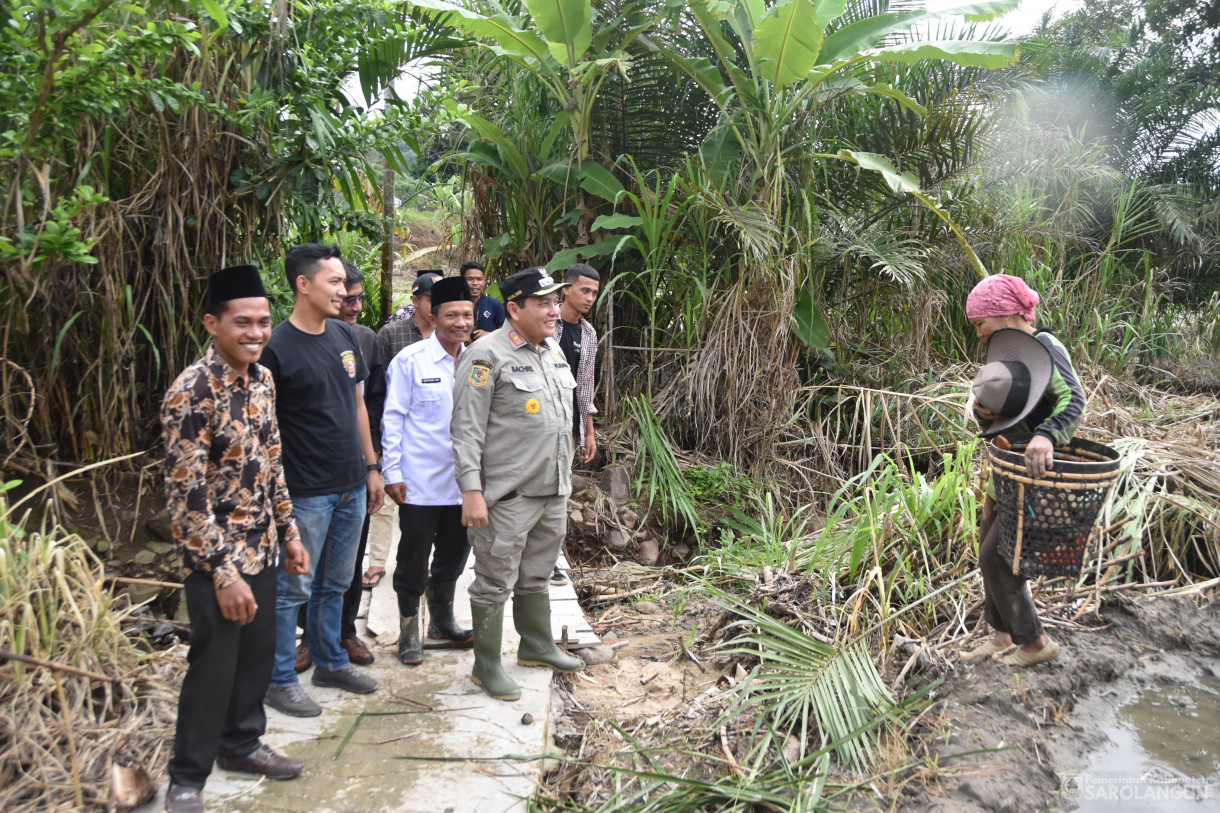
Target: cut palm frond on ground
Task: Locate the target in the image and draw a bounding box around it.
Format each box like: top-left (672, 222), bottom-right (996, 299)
top-left (705, 586), bottom-right (899, 774)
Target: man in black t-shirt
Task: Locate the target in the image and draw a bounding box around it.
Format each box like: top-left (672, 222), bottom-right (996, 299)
top-left (551, 263), bottom-right (600, 587)
top-left (293, 260), bottom-right (384, 674)
top-left (259, 244), bottom-right (385, 717)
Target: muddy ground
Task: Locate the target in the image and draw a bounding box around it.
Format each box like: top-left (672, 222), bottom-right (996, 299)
top-left (903, 594), bottom-right (1220, 812)
top-left (546, 580), bottom-right (1220, 812)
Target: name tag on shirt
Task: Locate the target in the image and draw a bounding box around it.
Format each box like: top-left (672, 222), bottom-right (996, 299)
top-left (421, 377), bottom-right (441, 384)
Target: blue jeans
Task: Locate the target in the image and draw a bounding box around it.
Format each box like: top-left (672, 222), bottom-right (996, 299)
top-left (271, 488), bottom-right (367, 687)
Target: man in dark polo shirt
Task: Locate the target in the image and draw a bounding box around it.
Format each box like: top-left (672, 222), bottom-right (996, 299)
top-left (259, 243), bottom-right (385, 717)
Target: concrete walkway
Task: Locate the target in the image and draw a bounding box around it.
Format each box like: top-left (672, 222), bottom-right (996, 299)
top-left (138, 514), bottom-right (595, 813)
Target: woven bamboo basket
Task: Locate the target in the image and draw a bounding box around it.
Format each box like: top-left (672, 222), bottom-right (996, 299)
top-left (988, 432), bottom-right (1121, 579)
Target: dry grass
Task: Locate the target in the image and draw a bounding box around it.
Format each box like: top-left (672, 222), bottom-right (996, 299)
top-left (0, 502), bottom-right (181, 812)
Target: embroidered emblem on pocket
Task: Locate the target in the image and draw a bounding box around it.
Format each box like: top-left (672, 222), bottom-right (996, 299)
top-left (525, 398), bottom-right (540, 414)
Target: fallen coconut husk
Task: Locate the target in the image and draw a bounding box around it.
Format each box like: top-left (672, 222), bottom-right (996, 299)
top-left (111, 763), bottom-right (155, 809)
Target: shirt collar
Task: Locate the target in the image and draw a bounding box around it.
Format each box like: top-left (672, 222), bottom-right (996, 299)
top-left (204, 345), bottom-right (260, 388)
top-left (424, 331), bottom-right (463, 363)
top-left (505, 320), bottom-right (545, 352)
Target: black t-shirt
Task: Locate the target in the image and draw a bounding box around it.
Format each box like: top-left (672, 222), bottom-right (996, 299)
top-left (260, 318), bottom-right (369, 497)
top-left (558, 318), bottom-right (582, 437)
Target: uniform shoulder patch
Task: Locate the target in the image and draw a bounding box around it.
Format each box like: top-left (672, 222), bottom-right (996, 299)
top-left (508, 329), bottom-right (526, 348)
top-left (469, 359), bottom-right (492, 388)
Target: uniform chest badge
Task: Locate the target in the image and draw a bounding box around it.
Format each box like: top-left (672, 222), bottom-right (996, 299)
top-left (508, 329), bottom-right (526, 348)
top-left (469, 363), bottom-right (491, 387)
top-left (340, 350), bottom-right (356, 378)
top-left (525, 398), bottom-right (540, 414)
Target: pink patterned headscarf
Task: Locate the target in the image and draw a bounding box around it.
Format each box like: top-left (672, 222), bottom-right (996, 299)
top-left (965, 274), bottom-right (1040, 323)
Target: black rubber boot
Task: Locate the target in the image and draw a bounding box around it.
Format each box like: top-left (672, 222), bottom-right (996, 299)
top-left (426, 580), bottom-right (473, 646)
top-left (397, 615), bottom-right (423, 666)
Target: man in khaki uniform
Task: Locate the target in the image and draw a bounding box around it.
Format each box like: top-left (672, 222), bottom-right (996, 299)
top-left (451, 267), bottom-right (585, 700)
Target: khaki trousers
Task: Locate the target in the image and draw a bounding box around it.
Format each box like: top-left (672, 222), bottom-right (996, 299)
top-left (468, 494), bottom-right (566, 605)
top-left (366, 499), bottom-right (396, 570)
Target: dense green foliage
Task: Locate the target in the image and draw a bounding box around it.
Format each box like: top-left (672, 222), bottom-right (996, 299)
top-left (3, 0), bottom-right (1215, 467)
top-left (0, 0), bottom-right (455, 460)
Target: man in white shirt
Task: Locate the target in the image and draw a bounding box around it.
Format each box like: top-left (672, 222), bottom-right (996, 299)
top-left (381, 277), bottom-right (476, 666)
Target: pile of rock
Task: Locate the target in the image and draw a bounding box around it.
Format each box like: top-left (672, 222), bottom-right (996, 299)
top-left (565, 465), bottom-right (671, 567)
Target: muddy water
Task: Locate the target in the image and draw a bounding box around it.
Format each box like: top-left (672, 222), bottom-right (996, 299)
top-left (1061, 669), bottom-right (1220, 810)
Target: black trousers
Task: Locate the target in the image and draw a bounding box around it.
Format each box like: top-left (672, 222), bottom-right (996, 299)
top-left (392, 503), bottom-right (469, 616)
top-left (168, 568), bottom-right (276, 789)
top-left (979, 498), bottom-right (1045, 645)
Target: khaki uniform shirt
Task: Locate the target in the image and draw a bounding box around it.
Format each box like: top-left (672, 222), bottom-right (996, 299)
top-left (452, 322), bottom-right (576, 503)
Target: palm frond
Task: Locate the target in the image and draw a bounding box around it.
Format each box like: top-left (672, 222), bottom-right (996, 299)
top-left (706, 586), bottom-right (898, 773)
top-left (817, 208), bottom-right (929, 287)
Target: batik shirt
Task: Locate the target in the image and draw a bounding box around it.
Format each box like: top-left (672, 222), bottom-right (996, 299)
top-left (162, 345), bottom-right (299, 589)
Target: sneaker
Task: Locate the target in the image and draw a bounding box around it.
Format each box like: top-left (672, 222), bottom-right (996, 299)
top-left (550, 565), bottom-right (568, 586)
top-left (312, 664), bottom-right (378, 694)
top-left (264, 684), bottom-right (322, 718)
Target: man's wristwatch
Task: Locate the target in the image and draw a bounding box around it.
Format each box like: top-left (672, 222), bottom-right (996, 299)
top-left (366, 462), bottom-right (382, 473)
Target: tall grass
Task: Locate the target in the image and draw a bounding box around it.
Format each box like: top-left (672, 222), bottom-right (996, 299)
top-left (0, 475), bottom-right (180, 811)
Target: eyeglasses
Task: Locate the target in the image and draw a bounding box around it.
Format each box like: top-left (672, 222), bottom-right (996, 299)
top-left (343, 293), bottom-right (367, 307)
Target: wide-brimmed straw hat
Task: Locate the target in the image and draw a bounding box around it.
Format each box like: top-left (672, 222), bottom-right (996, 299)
top-left (971, 328), bottom-right (1053, 437)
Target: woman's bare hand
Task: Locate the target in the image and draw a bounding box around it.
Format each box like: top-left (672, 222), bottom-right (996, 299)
top-left (1025, 433), bottom-right (1055, 479)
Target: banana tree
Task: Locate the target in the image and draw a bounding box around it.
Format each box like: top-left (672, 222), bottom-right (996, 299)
top-left (409, 0), bottom-right (647, 163)
top-left (642, 0), bottom-right (1021, 267)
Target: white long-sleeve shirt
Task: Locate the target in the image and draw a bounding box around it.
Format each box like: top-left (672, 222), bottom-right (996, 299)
top-left (381, 333), bottom-right (464, 505)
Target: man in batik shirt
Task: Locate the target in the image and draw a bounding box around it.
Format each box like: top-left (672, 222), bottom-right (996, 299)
top-left (160, 265), bottom-right (310, 813)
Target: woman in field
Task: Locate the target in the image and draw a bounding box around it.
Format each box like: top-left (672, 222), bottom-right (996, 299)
top-left (962, 274), bottom-right (1086, 667)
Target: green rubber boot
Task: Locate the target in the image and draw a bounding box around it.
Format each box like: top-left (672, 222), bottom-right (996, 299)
top-left (513, 591), bottom-right (584, 673)
top-left (470, 602), bottom-right (521, 701)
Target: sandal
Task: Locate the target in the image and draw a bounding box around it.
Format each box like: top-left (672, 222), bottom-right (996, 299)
top-left (960, 640), bottom-right (1015, 662)
top-left (996, 640), bottom-right (1059, 667)
top-left (362, 567), bottom-right (385, 589)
